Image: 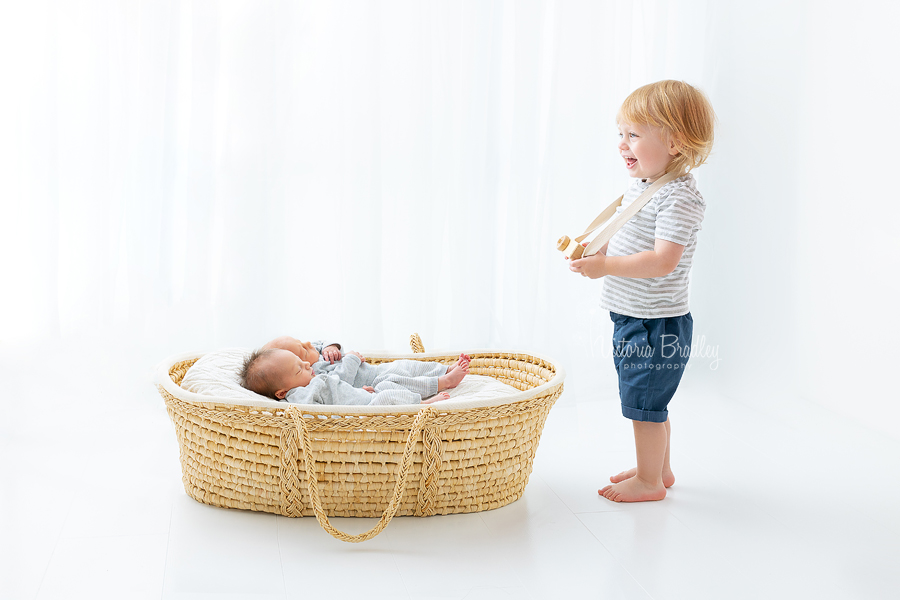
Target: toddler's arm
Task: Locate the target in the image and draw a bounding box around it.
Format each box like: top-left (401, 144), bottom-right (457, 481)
top-left (569, 238), bottom-right (683, 279)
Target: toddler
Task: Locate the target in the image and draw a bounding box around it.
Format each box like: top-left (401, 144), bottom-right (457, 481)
top-left (567, 80), bottom-right (715, 502)
top-left (241, 336), bottom-right (470, 406)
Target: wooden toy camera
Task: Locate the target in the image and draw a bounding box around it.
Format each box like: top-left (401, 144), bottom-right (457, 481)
top-left (556, 236), bottom-right (588, 260)
top-left (557, 170), bottom-right (683, 261)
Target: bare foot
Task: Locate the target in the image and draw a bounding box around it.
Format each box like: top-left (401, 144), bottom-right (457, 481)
top-left (438, 358), bottom-right (469, 391)
top-left (422, 392), bottom-right (451, 404)
top-left (598, 476), bottom-right (666, 503)
top-left (445, 353), bottom-right (471, 372)
top-left (610, 467), bottom-right (675, 488)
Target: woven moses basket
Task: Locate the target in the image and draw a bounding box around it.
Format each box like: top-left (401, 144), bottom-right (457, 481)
top-left (155, 335), bottom-right (565, 542)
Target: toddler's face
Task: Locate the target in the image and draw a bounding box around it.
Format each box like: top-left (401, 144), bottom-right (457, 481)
top-left (263, 336), bottom-right (320, 365)
top-left (617, 121), bottom-right (679, 182)
top-left (267, 348), bottom-right (316, 400)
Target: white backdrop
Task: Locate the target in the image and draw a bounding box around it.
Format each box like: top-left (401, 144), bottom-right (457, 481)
top-left (1, 1), bottom-right (898, 437)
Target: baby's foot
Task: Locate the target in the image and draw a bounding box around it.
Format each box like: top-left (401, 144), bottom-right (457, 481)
top-left (422, 392), bottom-right (451, 404)
top-left (598, 477), bottom-right (666, 503)
top-left (445, 353), bottom-right (471, 373)
top-left (610, 467), bottom-right (675, 488)
top-left (438, 359), bottom-right (469, 391)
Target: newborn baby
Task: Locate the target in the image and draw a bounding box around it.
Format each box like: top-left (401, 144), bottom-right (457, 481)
top-left (240, 337), bottom-right (470, 406)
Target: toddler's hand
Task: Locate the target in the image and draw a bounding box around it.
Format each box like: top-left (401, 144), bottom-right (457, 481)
top-left (569, 252), bottom-right (608, 279)
top-left (347, 350), bottom-right (366, 362)
top-left (322, 345), bottom-right (342, 364)
top-left (363, 386), bottom-right (375, 393)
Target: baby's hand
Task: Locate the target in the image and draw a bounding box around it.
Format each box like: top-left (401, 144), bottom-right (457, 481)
top-left (322, 345), bottom-right (342, 364)
top-left (363, 386), bottom-right (375, 393)
top-left (347, 350), bottom-right (366, 362)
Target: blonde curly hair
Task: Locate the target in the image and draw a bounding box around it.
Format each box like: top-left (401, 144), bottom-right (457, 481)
top-left (617, 80), bottom-right (716, 175)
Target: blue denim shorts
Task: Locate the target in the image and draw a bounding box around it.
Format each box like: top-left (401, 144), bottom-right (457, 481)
top-left (610, 311), bottom-right (693, 423)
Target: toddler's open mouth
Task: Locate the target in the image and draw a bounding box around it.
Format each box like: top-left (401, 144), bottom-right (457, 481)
top-left (625, 157), bottom-right (637, 169)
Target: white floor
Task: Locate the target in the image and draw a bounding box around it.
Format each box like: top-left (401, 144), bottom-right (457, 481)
top-left (3, 344), bottom-right (900, 600)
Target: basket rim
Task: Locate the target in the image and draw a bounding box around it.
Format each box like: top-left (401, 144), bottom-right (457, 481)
top-left (154, 347), bottom-right (566, 415)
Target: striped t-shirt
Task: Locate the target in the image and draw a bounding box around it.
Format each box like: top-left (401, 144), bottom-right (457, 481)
top-left (599, 173), bottom-right (706, 319)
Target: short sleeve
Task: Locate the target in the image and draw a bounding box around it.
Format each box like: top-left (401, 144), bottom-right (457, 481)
top-left (654, 185), bottom-right (705, 246)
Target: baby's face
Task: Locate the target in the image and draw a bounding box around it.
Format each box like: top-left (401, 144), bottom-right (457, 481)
top-left (267, 348), bottom-right (315, 399)
top-left (263, 336), bottom-right (320, 365)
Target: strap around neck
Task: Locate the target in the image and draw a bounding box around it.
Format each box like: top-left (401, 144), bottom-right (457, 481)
top-left (581, 170), bottom-right (684, 257)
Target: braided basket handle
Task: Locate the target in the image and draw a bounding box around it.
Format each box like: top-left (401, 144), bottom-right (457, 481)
top-left (410, 333), bottom-right (425, 353)
top-left (287, 405), bottom-right (433, 543)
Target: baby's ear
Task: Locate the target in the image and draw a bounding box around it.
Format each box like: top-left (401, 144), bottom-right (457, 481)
top-left (275, 388), bottom-right (287, 400)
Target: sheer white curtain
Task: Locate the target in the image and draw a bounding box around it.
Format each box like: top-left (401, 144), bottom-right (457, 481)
top-left (2, 1), bottom-right (701, 354)
top-left (2, 1), bottom-right (898, 435)
top-left (1, 0), bottom-right (575, 350)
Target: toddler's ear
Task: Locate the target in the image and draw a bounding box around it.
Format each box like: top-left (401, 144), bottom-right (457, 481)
top-left (668, 134), bottom-right (683, 156)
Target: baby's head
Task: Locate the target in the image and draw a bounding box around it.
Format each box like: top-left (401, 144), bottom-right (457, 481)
top-left (262, 335), bottom-right (320, 365)
top-left (617, 80), bottom-right (716, 175)
top-left (240, 348), bottom-right (315, 400)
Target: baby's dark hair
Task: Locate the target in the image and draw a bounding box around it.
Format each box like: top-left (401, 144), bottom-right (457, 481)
top-left (240, 348), bottom-right (281, 400)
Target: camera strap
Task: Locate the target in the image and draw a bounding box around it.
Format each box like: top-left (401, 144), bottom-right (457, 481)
top-left (576, 169), bottom-right (685, 257)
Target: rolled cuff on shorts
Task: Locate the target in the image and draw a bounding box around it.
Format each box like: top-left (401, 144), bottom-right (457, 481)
top-left (611, 311), bottom-right (693, 423)
top-left (621, 404), bottom-right (669, 423)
